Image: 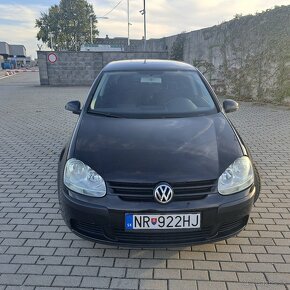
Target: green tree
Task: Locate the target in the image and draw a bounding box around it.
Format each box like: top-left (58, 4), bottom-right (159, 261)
top-left (35, 0), bottom-right (99, 51)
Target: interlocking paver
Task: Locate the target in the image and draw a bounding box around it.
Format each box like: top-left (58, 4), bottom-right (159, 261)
top-left (0, 274), bottom-right (27, 285)
top-left (194, 260), bottom-right (221, 270)
top-left (52, 276), bottom-right (82, 287)
top-left (24, 275), bottom-right (54, 286)
top-left (154, 269), bottom-right (181, 279)
top-left (0, 72), bottom-right (290, 289)
top-left (167, 259), bottom-right (193, 269)
top-left (88, 257), bottom-right (114, 267)
top-left (0, 264), bottom-right (20, 274)
top-left (17, 265), bottom-right (46, 275)
top-left (220, 261), bottom-right (247, 272)
top-left (247, 262), bottom-right (276, 272)
top-left (179, 251), bottom-right (205, 260)
top-left (140, 279), bottom-right (167, 290)
top-left (227, 282), bottom-right (256, 290)
top-left (210, 270), bottom-right (238, 282)
top-left (99, 267), bottom-right (126, 278)
top-left (237, 272), bottom-right (267, 283)
top-left (265, 273), bottom-right (290, 284)
top-left (141, 258), bottom-right (166, 269)
top-left (44, 265), bottom-right (72, 275)
top-left (80, 276), bottom-right (110, 288)
top-left (115, 258), bottom-right (140, 268)
top-left (110, 278), bottom-right (139, 289)
top-left (127, 268), bottom-right (153, 279)
top-left (197, 281), bottom-right (227, 290)
top-left (130, 249), bottom-right (154, 259)
top-left (168, 280), bottom-right (197, 290)
top-left (181, 269), bottom-right (209, 280)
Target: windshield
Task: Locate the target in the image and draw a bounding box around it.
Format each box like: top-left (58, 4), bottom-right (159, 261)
top-left (90, 70), bottom-right (217, 118)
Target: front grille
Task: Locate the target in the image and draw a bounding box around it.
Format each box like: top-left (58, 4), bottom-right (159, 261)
top-left (219, 216), bottom-right (248, 235)
top-left (108, 180), bottom-right (216, 201)
top-left (71, 220), bottom-right (104, 237)
top-left (70, 217), bottom-right (248, 245)
top-left (114, 227), bottom-right (214, 244)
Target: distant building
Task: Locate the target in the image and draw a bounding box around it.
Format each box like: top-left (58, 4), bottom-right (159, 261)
top-left (0, 42), bottom-right (10, 58)
top-left (0, 42), bottom-right (29, 68)
top-left (80, 43), bottom-right (123, 52)
top-left (9, 45), bottom-right (26, 57)
top-left (0, 42), bottom-right (26, 58)
top-left (81, 35), bottom-right (145, 52)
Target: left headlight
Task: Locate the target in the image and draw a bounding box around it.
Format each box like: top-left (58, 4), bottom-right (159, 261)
top-left (64, 158), bottom-right (106, 197)
top-left (218, 156), bottom-right (254, 195)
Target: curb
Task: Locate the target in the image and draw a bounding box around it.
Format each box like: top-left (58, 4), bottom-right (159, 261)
top-left (5, 70), bottom-right (16, 76)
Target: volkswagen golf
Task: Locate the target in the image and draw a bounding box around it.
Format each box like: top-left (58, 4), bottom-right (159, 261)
top-left (58, 59), bottom-right (260, 246)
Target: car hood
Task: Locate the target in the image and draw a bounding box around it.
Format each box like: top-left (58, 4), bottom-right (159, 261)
top-left (72, 112), bottom-right (243, 183)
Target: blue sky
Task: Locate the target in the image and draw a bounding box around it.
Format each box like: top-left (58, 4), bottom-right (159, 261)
top-left (1, 0), bottom-right (290, 59)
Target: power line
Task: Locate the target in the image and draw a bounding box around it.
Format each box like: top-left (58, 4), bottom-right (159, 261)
top-left (102, 0), bottom-right (123, 17)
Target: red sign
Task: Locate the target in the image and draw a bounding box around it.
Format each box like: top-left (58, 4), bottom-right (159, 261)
top-left (47, 52), bottom-right (58, 64)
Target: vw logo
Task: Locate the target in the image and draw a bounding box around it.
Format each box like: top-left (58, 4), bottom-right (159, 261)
top-left (154, 183), bottom-right (174, 204)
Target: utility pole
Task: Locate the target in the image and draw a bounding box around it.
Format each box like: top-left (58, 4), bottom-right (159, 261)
top-left (143, 0), bottom-right (147, 51)
top-left (140, 0), bottom-right (147, 51)
top-left (90, 15), bottom-right (93, 44)
top-left (127, 0), bottom-right (130, 47)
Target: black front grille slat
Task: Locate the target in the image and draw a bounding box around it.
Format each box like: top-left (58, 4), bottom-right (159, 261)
top-left (71, 220), bottom-right (104, 236)
top-left (111, 186), bottom-right (151, 191)
top-left (114, 227), bottom-right (213, 243)
top-left (174, 187), bottom-right (212, 194)
top-left (108, 180), bottom-right (216, 201)
top-left (219, 217), bottom-right (248, 234)
top-left (70, 218), bottom-right (248, 245)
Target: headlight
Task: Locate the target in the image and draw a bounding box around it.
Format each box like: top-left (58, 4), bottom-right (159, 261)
top-left (218, 156), bottom-right (254, 195)
top-left (64, 158), bottom-right (106, 197)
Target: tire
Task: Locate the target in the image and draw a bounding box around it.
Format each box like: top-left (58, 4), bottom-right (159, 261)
top-left (253, 163), bottom-right (261, 203)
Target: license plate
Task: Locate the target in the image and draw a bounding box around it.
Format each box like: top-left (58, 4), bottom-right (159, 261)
top-left (125, 213), bottom-right (201, 230)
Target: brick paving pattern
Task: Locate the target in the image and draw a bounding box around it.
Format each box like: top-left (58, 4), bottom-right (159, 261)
top-left (0, 73), bottom-right (290, 289)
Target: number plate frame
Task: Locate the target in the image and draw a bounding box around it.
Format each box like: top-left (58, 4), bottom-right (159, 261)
top-left (125, 213), bottom-right (201, 231)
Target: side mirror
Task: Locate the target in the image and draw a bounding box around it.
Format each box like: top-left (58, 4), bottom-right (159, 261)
top-left (65, 101), bottom-right (81, 115)
top-left (223, 99), bottom-right (239, 113)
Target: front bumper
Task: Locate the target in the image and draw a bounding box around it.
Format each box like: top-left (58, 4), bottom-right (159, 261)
top-left (58, 182), bottom-right (255, 247)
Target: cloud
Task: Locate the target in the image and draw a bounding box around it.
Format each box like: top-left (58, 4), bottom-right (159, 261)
top-left (92, 0), bottom-right (290, 40)
top-left (0, 4), bottom-right (51, 57)
top-left (0, 0), bottom-right (289, 58)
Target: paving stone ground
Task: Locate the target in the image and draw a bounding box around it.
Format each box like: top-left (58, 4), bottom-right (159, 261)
top-left (0, 72), bottom-right (290, 290)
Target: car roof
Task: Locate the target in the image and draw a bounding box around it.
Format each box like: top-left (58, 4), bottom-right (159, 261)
top-left (102, 59), bottom-right (197, 72)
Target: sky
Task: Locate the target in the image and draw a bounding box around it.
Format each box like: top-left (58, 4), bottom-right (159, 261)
top-left (0, 0), bottom-right (290, 59)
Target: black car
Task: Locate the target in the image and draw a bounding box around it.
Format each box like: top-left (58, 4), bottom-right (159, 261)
top-left (58, 59), bottom-right (260, 246)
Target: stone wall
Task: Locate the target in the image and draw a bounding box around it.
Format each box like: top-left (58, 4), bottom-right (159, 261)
top-left (37, 51), bottom-right (168, 86)
top-left (131, 6), bottom-right (290, 103)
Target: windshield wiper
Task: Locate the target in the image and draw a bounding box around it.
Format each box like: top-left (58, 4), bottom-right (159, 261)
top-left (90, 111), bottom-right (122, 118)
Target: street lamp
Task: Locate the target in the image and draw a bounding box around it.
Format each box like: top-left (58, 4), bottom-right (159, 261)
top-left (89, 15), bottom-right (94, 44)
top-left (139, 0), bottom-right (147, 51)
top-left (90, 15), bottom-right (109, 44)
top-left (127, 0), bottom-right (132, 46)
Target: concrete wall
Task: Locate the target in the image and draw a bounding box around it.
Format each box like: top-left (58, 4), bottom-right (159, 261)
top-left (126, 6), bottom-right (290, 103)
top-left (37, 51), bottom-right (168, 86)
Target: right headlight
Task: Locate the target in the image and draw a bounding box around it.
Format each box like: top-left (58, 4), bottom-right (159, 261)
top-left (218, 156), bottom-right (254, 195)
top-left (64, 158), bottom-right (106, 197)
